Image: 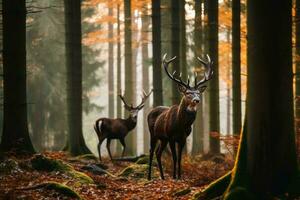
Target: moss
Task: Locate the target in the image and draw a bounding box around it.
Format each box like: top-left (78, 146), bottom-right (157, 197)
top-left (118, 164), bottom-right (149, 179)
top-left (173, 187), bottom-right (191, 197)
top-left (44, 181), bottom-right (82, 199)
top-left (135, 155), bottom-right (157, 166)
top-left (31, 154), bottom-right (93, 184)
top-left (224, 187), bottom-right (253, 200)
top-left (193, 171), bottom-right (231, 200)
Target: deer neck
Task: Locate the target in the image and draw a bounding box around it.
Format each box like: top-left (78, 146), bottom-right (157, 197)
top-left (177, 97), bottom-right (197, 127)
top-left (125, 115), bottom-right (137, 131)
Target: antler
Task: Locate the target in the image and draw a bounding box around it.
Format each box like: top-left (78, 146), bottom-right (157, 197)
top-left (162, 54), bottom-right (191, 89)
top-left (136, 89), bottom-right (153, 110)
top-left (118, 92), bottom-right (132, 110)
top-left (194, 54), bottom-right (213, 89)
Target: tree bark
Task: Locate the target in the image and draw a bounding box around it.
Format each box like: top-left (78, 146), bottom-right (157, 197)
top-left (295, 0), bottom-right (300, 155)
top-left (152, 0), bottom-right (163, 106)
top-left (0, 0), bottom-right (35, 153)
top-left (192, 0), bottom-right (204, 155)
top-left (64, 0), bottom-right (91, 156)
top-left (171, 0), bottom-right (181, 104)
top-left (124, 0), bottom-right (135, 156)
top-left (142, 7), bottom-right (150, 154)
top-left (108, 7), bottom-right (114, 119)
top-left (232, 0), bottom-right (241, 138)
top-left (207, 0), bottom-right (220, 154)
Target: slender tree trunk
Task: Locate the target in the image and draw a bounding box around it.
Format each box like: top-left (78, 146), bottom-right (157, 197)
top-left (171, 0), bottom-right (180, 104)
top-left (0, 0), bottom-right (35, 153)
top-left (124, 0), bottom-right (135, 156)
top-left (108, 7), bottom-right (114, 119)
top-left (232, 0), bottom-right (241, 139)
top-left (295, 0), bottom-right (300, 155)
top-left (192, 0), bottom-right (204, 155)
top-left (116, 3), bottom-right (123, 154)
top-left (207, 0), bottom-right (220, 154)
top-left (142, 7), bottom-right (150, 154)
top-left (226, 30), bottom-right (231, 136)
top-left (64, 0), bottom-right (91, 156)
top-left (152, 0), bottom-right (163, 106)
top-left (179, 0), bottom-right (187, 80)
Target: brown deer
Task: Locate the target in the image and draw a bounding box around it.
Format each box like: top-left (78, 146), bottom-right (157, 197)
top-left (94, 90), bottom-right (152, 161)
top-left (147, 54), bottom-right (213, 180)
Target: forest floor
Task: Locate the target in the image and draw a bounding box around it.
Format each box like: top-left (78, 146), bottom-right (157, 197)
top-left (0, 151), bottom-right (234, 200)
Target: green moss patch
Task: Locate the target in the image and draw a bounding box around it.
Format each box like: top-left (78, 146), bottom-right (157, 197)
top-left (31, 154), bottom-right (93, 184)
top-left (118, 164), bottom-right (149, 179)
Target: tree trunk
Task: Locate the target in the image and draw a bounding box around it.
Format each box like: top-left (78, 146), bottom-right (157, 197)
top-left (171, 0), bottom-right (180, 104)
top-left (0, 0), bottom-right (35, 153)
top-left (207, 0), bottom-right (220, 154)
top-left (142, 7), bottom-right (150, 154)
top-left (108, 7), bottom-right (114, 119)
top-left (179, 0), bottom-right (187, 81)
top-left (192, 0), bottom-right (204, 155)
top-left (152, 0), bottom-right (163, 106)
top-left (232, 0), bottom-right (241, 139)
top-left (116, 3), bottom-right (123, 154)
top-left (199, 1), bottom-right (299, 199)
top-left (124, 0), bottom-right (135, 156)
top-left (295, 0), bottom-right (300, 155)
top-left (64, 0), bottom-right (91, 156)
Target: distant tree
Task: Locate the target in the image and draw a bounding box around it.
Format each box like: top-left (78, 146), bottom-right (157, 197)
top-left (179, 0), bottom-right (187, 80)
top-left (108, 7), bottom-right (114, 119)
top-left (232, 0), bottom-right (241, 139)
top-left (124, 0), bottom-right (135, 156)
top-left (207, 0), bottom-right (220, 154)
top-left (171, 0), bottom-right (180, 104)
top-left (152, 0), bottom-right (163, 106)
top-left (198, 0), bottom-right (299, 199)
top-left (192, 0), bottom-right (204, 155)
top-left (0, 0), bottom-right (35, 153)
top-left (142, 6), bottom-right (150, 154)
top-left (64, 0), bottom-right (91, 155)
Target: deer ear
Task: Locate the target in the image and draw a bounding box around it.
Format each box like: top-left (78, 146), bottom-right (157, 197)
top-left (177, 84), bottom-right (186, 94)
top-left (198, 85), bottom-right (207, 93)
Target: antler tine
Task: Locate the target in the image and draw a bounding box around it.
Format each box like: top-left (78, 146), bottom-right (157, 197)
top-left (162, 53), bottom-right (190, 89)
top-left (195, 54), bottom-right (214, 88)
top-left (118, 92), bottom-right (132, 110)
top-left (136, 89), bottom-right (153, 110)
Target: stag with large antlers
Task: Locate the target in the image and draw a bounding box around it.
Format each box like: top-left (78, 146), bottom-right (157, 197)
top-left (147, 54), bottom-right (213, 180)
top-left (94, 90), bottom-right (152, 161)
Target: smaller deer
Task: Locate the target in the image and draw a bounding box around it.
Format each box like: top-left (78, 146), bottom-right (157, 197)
top-left (147, 54), bottom-right (213, 180)
top-left (94, 90), bottom-right (152, 161)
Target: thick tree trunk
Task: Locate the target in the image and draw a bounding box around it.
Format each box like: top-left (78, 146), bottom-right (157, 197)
top-left (232, 0), bottom-right (241, 138)
top-left (198, 1), bottom-right (299, 199)
top-left (142, 8), bottom-right (150, 154)
top-left (152, 0), bottom-right (163, 106)
top-left (124, 0), bottom-right (135, 156)
top-left (171, 0), bottom-right (180, 104)
top-left (0, 0), bottom-right (35, 153)
top-left (64, 0), bottom-right (91, 156)
top-left (192, 0), bottom-right (204, 155)
top-left (207, 0), bottom-right (220, 154)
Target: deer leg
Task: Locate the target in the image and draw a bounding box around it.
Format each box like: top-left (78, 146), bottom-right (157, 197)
top-left (119, 138), bottom-right (126, 158)
top-left (177, 142), bottom-right (185, 179)
top-left (156, 140), bottom-right (168, 180)
top-left (106, 138), bottom-right (113, 161)
top-left (98, 136), bottom-right (106, 161)
top-left (148, 138), bottom-right (158, 180)
top-left (169, 141), bottom-right (177, 179)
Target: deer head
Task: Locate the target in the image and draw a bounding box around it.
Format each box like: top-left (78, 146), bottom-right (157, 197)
top-left (119, 90), bottom-right (153, 120)
top-left (162, 54), bottom-right (213, 112)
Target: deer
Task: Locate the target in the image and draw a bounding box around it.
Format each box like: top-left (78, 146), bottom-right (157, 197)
top-left (147, 54), bottom-right (213, 180)
top-left (94, 90), bottom-right (152, 161)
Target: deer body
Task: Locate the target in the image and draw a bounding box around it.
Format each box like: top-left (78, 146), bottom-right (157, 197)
top-left (148, 54), bottom-right (213, 180)
top-left (94, 90), bottom-right (152, 161)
